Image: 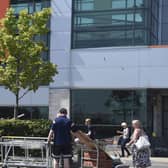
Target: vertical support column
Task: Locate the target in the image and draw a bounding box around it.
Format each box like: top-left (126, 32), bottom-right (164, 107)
top-left (153, 95), bottom-right (162, 137)
top-left (49, 89), bottom-right (70, 120)
top-left (158, 0), bottom-right (163, 44)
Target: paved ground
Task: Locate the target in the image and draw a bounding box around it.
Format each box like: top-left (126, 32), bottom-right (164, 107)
top-left (121, 157), bottom-right (168, 168)
top-left (1, 157), bottom-right (167, 168)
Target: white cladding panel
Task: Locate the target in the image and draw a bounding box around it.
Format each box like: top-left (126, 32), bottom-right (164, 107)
top-left (70, 47), bottom-right (168, 88)
top-left (0, 87), bottom-right (49, 106)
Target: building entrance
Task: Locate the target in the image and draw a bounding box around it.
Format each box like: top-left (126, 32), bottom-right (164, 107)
top-left (162, 96), bottom-right (168, 138)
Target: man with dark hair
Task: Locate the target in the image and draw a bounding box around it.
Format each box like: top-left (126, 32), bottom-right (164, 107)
top-left (48, 108), bottom-right (76, 168)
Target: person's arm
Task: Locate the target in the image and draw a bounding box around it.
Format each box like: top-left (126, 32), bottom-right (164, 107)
top-left (47, 130), bottom-right (54, 143)
top-left (126, 129), bottom-right (140, 146)
top-left (47, 120), bottom-right (56, 143)
top-left (117, 130), bottom-right (123, 135)
top-left (71, 122), bottom-right (78, 133)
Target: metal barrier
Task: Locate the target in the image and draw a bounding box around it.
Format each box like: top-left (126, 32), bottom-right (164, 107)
top-left (79, 139), bottom-right (123, 168)
top-left (0, 136), bottom-right (52, 168)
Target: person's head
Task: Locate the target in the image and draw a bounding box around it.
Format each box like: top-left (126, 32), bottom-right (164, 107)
top-left (121, 122), bottom-right (127, 128)
top-left (59, 108), bottom-right (68, 116)
top-left (132, 120), bottom-right (141, 129)
top-left (85, 118), bottom-right (91, 126)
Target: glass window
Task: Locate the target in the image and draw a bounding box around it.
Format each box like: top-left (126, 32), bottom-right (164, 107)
top-left (11, 3), bottom-right (29, 14)
top-left (81, 0), bottom-right (94, 10)
top-left (112, 0), bottom-right (126, 9)
top-left (10, 0), bottom-right (50, 61)
top-left (29, 3), bottom-right (34, 13)
top-left (134, 30), bottom-right (147, 44)
top-left (0, 106), bottom-right (49, 119)
top-left (75, 0), bottom-right (94, 11)
top-left (11, 0), bottom-right (50, 14)
top-left (72, 0), bottom-right (158, 48)
top-left (127, 13), bottom-right (134, 24)
top-left (35, 2), bottom-right (42, 12)
top-left (75, 17), bottom-right (94, 26)
top-left (136, 0), bottom-right (144, 7)
top-left (71, 90), bottom-right (147, 138)
top-left (112, 14), bottom-right (126, 25)
top-left (135, 13), bottom-right (143, 23)
top-left (127, 0), bottom-right (134, 8)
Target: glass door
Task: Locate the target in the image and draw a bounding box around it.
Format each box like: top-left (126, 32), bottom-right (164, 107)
top-left (162, 96), bottom-right (168, 137)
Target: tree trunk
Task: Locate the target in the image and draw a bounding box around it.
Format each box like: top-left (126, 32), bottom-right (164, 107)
top-left (14, 56), bottom-right (20, 119)
top-left (14, 92), bottom-right (19, 119)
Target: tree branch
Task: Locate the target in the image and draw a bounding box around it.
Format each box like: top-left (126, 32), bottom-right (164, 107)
top-left (19, 89), bottom-right (30, 100)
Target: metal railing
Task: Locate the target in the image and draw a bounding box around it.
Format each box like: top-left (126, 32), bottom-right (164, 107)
top-left (0, 136), bottom-right (52, 168)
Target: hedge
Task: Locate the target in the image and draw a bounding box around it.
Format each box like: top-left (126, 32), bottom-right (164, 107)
top-left (0, 119), bottom-right (52, 137)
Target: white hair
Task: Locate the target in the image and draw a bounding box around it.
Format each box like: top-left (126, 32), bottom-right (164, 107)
top-left (132, 120), bottom-right (141, 128)
top-left (121, 122), bottom-right (127, 127)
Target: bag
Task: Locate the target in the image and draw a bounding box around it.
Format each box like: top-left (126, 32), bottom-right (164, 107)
top-left (135, 135), bottom-right (151, 150)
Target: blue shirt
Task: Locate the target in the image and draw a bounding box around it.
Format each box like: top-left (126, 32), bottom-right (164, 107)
top-left (51, 116), bottom-right (72, 145)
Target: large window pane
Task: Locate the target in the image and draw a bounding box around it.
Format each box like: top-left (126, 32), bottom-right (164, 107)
top-left (135, 13), bottom-right (143, 23)
top-left (134, 30), bottom-right (147, 44)
top-left (71, 90), bottom-right (147, 125)
top-left (72, 0), bottom-right (159, 48)
top-left (112, 0), bottom-right (126, 9)
top-left (112, 14), bottom-right (126, 25)
top-left (127, 0), bottom-right (134, 8)
top-left (136, 0), bottom-right (144, 7)
top-left (10, 0), bottom-right (50, 61)
top-left (11, 3), bottom-right (29, 14)
top-left (71, 90), bottom-right (147, 138)
top-left (75, 0), bottom-right (94, 11)
top-left (0, 106), bottom-right (49, 119)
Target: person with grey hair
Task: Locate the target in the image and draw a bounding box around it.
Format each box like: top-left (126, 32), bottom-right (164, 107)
top-left (126, 120), bottom-right (151, 168)
top-left (117, 122), bottom-right (131, 157)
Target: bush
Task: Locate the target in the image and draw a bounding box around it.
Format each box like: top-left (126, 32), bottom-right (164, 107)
top-left (0, 119), bottom-right (52, 137)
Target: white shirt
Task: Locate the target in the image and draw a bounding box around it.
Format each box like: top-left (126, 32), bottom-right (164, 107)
top-left (123, 127), bottom-right (129, 139)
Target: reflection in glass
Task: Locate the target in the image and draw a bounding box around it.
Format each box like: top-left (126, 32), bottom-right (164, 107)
top-left (112, 14), bottom-right (126, 25)
top-left (127, 0), bottom-right (134, 8)
top-left (112, 0), bottom-right (126, 9)
top-left (72, 0), bottom-right (159, 48)
top-left (71, 90), bottom-right (147, 126)
top-left (11, 3), bottom-right (28, 14)
top-left (0, 106), bottom-right (49, 119)
top-left (11, 0), bottom-right (50, 14)
top-left (135, 13), bottom-right (143, 23)
top-left (11, 0), bottom-right (50, 61)
top-left (35, 2), bottom-right (42, 12)
top-left (136, 0), bottom-right (144, 7)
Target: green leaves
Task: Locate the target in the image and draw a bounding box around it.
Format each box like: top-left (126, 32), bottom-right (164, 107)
top-left (0, 8), bottom-right (57, 96)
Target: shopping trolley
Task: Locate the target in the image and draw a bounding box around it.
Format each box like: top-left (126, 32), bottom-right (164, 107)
top-left (0, 136), bottom-right (52, 168)
top-left (80, 139), bottom-right (123, 168)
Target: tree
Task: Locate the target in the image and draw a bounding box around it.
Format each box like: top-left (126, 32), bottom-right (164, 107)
top-left (0, 8), bottom-right (57, 119)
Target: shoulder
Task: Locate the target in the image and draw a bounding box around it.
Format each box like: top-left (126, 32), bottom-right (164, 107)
top-left (134, 128), bottom-right (141, 134)
top-left (65, 117), bottom-right (72, 124)
top-left (53, 117), bottom-right (59, 124)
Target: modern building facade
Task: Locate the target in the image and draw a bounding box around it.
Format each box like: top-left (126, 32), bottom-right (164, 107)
top-left (0, 0), bottom-right (168, 141)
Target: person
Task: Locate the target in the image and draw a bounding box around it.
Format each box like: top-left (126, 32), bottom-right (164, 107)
top-left (85, 118), bottom-right (95, 140)
top-left (47, 108), bottom-right (77, 168)
top-left (126, 120), bottom-right (151, 168)
top-left (117, 122), bottom-right (131, 157)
